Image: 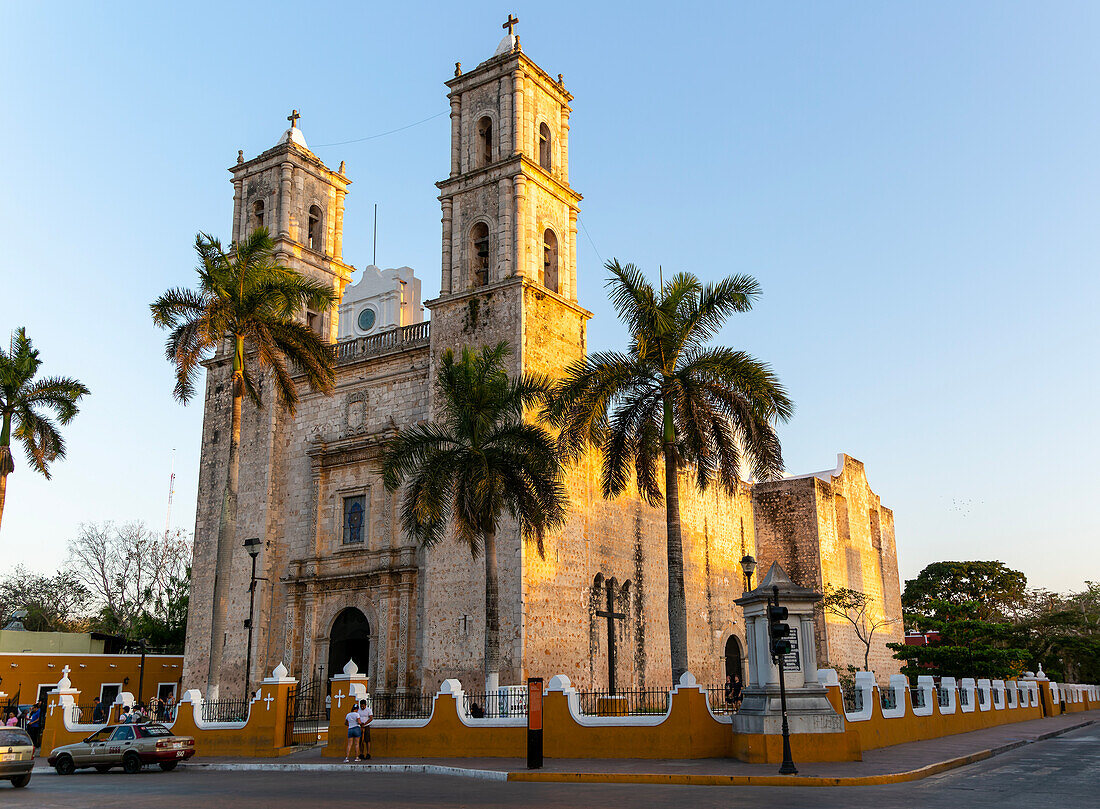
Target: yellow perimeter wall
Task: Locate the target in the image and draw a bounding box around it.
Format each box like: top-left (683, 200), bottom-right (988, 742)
top-left (38, 675), bottom-right (1095, 763)
top-left (1, 652), bottom-right (184, 706)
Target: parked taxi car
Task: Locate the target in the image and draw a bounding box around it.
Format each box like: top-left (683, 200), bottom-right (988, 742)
top-left (0, 727), bottom-right (34, 788)
top-left (47, 723), bottom-right (195, 774)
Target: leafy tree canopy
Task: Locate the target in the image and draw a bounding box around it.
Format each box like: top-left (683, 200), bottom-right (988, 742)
top-left (902, 560), bottom-right (1028, 623)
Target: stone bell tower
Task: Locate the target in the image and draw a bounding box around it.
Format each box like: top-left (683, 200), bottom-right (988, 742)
top-left (427, 21), bottom-right (590, 380)
top-left (419, 22), bottom-right (593, 690)
top-left (229, 112), bottom-right (356, 341)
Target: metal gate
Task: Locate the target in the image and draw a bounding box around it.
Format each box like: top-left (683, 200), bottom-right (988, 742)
top-left (284, 677), bottom-right (329, 747)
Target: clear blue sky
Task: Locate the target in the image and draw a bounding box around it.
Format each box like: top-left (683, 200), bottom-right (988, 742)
top-left (1, 2), bottom-right (1097, 593)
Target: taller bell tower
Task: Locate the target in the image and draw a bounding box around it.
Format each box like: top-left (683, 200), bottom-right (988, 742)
top-left (427, 24), bottom-right (590, 382)
top-left (420, 25), bottom-right (593, 689)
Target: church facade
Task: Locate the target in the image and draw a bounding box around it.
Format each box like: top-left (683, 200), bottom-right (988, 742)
top-left (182, 31), bottom-right (903, 698)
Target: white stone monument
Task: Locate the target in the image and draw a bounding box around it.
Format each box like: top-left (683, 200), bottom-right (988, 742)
top-left (733, 562), bottom-right (845, 735)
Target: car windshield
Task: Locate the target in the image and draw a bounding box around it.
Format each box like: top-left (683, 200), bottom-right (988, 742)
top-left (0, 728), bottom-right (32, 746)
top-left (85, 727), bottom-right (115, 742)
top-left (138, 724), bottom-right (172, 737)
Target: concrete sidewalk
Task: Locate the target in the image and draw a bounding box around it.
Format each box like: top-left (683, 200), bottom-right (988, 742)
top-left (33, 709), bottom-right (1099, 787)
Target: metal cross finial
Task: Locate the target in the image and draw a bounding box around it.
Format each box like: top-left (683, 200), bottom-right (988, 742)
top-left (503, 13), bottom-right (519, 35)
top-left (287, 109), bottom-right (301, 129)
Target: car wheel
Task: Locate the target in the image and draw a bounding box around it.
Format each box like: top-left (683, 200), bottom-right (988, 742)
top-left (54, 755), bottom-right (76, 775)
top-left (158, 761), bottom-right (178, 771)
top-left (10, 774), bottom-right (31, 788)
top-left (122, 752), bottom-right (143, 774)
top-left (95, 765), bottom-right (113, 773)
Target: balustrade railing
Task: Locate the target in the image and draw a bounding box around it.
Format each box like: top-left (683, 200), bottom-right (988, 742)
top-left (331, 322), bottom-right (430, 364)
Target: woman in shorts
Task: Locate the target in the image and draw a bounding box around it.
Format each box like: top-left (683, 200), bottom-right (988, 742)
top-left (344, 705), bottom-right (362, 762)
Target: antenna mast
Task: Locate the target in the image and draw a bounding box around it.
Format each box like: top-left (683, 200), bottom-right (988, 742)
top-left (164, 449), bottom-right (176, 538)
top-left (373, 203), bottom-right (378, 265)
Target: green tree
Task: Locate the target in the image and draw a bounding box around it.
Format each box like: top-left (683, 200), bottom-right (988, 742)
top-left (1016, 582), bottom-right (1100, 682)
top-left (545, 261), bottom-right (792, 682)
top-left (0, 327), bottom-right (89, 533)
top-left (151, 227), bottom-right (337, 695)
top-left (382, 343), bottom-right (568, 692)
top-left (889, 561), bottom-right (1031, 679)
top-left (0, 565), bottom-right (92, 632)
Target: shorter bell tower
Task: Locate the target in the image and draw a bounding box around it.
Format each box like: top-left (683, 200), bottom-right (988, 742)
top-left (229, 112), bottom-right (356, 341)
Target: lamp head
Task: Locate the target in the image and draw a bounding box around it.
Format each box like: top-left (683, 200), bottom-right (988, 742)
top-left (244, 537), bottom-right (261, 559)
top-left (739, 554), bottom-right (757, 580)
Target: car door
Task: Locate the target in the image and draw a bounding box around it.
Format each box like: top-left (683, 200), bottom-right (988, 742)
top-left (72, 727), bottom-right (111, 765)
top-left (105, 725), bottom-right (135, 762)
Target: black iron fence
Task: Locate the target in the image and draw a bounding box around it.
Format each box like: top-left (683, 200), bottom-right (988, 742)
top-left (911, 687), bottom-right (927, 709)
top-left (285, 678), bottom-right (329, 746)
top-left (937, 687), bottom-right (951, 707)
top-left (842, 683), bottom-right (864, 713)
top-left (959, 688), bottom-right (970, 707)
top-left (462, 689), bottom-right (528, 718)
top-left (880, 686), bottom-right (898, 710)
top-left (575, 688), bottom-right (670, 716)
top-left (201, 698), bottom-right (250, 723)
top-left (705, 685), bottom-right (741, 715)
top-left (369, 692), bottom-right (434, 720)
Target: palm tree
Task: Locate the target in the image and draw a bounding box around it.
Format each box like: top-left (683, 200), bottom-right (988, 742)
top-left (151, 227), bottom-right (337, 697)
top-left (0, 328), bottom-right (90, 533)
top-left (545, 260), bottom-right (794, 683)
top-left (381, 342), bottom-right (568, 693)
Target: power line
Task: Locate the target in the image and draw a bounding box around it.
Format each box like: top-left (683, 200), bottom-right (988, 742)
top-left (313, 111), bottom-right (448, 148)
top-left (579, 215), bottom-right (604, 264)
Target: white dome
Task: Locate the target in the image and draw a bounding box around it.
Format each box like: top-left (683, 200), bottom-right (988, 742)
top-left (278, 126), bottom-right (309, 149)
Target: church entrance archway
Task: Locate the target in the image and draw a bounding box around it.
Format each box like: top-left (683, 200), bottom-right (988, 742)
top-left (724, 635), bottom-right (744, 684)
top-left (328, 608), bottom-right (371, 680)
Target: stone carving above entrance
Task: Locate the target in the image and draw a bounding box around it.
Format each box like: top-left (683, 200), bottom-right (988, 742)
top-left (345, 391), bottom-right (369, 437)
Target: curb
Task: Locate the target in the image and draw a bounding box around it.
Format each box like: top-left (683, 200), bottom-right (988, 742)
top-left (507, 719), bottom-right (1095, 787)
top-left (30, 719), bottom-right (1093, 787)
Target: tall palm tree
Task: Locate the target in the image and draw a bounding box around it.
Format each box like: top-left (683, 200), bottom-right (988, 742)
top-left (382, 343), bottom-right (568, 693)
top-left (0, 328), bottom-right (90, 533)
top-left (545, 260), bottom-right (794, 683)
top-left (151, 227), bottom-right (337, 697)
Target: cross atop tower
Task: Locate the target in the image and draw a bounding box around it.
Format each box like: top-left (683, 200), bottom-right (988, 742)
top-left (502, 13), bottom-right (518, 35)
top-left (287, 109), bottom-right (300, 129)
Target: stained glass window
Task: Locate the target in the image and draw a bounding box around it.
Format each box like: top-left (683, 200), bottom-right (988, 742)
top-left (343, 495), bottom-right (366, 544)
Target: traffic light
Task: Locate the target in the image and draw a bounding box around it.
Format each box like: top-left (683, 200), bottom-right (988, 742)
top-left (768, 602), bottom-right (791, 658)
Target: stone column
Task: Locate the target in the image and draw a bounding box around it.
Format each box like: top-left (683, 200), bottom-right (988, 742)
top-left (279, 163), bottom-right (293, 238)
top-left (449, 96), bottom-right (462, 176)
top-left (560, 108), bottom-right (570, 183)
top-left (513, 176), bottom-right (527, 278)
top-left (800, 616), bottom-right (818, 687)
top-left (334, 189), bottom-right (346, 260)
top-left (440, 199), bottom-right (453, 294)
top-left (752, 614), bottom-right (773, 686)
top-left (498, 178), bottom-right (512, 278)
top-left (512, 69), bottom-right (525, 156)
top-left (397, 581), bottom-right (412, 692)
top-left (232, 180), bottom-right (243, 242)
top-left (567, 208), bottom-right (578, 301)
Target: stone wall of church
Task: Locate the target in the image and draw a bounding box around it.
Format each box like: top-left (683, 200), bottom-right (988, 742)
top-left (523, 459), bottom-right (757, 691)
top-left (751, 455), bottom-right (903, 681)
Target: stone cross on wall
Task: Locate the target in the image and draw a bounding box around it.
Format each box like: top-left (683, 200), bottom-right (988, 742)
top-left (263, 694), bottom-right (275, 711)
top-left (595, 580), bottom-right (626, 695)
top-left (334, 690), bottom-right (346, 708)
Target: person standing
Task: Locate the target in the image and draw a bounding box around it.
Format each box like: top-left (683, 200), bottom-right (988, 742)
top-left (356, 698), bottom-right (374, 760)
top-left (91, 697), bottom-right (107, 724)
top-left (344, 703), bottom-right (362, 762)
top-left (25, 702), bottom-right (44, 748)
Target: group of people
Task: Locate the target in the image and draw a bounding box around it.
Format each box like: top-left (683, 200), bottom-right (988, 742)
top-left (3, 701), bottom-right (45, 747)
top-left (343, 698), bottom-right (374, 762)
top-left (83, 694), bottom-right (177, 725)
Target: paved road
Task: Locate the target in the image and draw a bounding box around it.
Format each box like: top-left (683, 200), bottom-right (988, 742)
top-left (5, 724), bottom-right (1098, 808)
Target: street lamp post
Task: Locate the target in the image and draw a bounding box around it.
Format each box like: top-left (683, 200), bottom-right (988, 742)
top-left (243, 537), bottom-right (262, 700)
top-left (740, 554), bottom-right (757, 591)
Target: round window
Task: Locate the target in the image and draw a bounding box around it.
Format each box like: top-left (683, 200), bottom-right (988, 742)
top-left (357, 308), bottom-right (376, 332)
